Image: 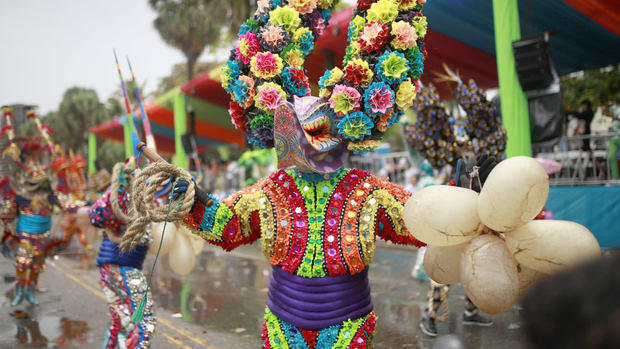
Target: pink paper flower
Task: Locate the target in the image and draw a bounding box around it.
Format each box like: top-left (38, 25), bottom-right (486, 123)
top-left (358, 21), bottom-right (390, 53)
top-left (235, 32), bottom-right (260, 64)
top-left (250, 52), bottom-right (283, 79)
top-left (329, 84), bottom-right (361, 116)
top-left (255, 82), bottom-right (286, 112)
top-left (391, 21), bottom-right (417, 50)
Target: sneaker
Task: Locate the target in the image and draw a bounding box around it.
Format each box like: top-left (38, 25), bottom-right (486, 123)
top-left (462, 313), bottom-right (493, 327)
top-left (419, 317), bottom-right (438, 337)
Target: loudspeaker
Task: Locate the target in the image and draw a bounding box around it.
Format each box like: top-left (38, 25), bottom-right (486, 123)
top-left (181, 133), bottom-right (197, 155)
top-left (512, 34), bottom-right (554, 91)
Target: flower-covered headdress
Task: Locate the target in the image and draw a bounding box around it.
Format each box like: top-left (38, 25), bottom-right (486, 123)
top-left (221, 0), bottom-right (428, 159)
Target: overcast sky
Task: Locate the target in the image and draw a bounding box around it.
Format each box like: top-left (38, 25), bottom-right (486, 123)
top-left (1, 0), bottom-right (202, 113)
top-left (1, 0), bottom-right (357, 115)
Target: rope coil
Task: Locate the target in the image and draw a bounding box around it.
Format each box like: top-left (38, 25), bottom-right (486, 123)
top-left (120, 161), bottom-right (195, 252)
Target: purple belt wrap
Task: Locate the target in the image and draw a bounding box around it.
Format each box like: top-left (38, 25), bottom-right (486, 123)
top-left (266, 266), bottom-right (373, 330)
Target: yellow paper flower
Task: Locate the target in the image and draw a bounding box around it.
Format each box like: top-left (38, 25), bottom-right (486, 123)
top-left (326, 67), bottom-right (344, 85)
top-left (317, 0), bottom-right (334, 9)
top-left (281, 47), bottom-right (305, 67)
top-left (396, 78), bottom-right (416, 110)
top-left (367, 0), bottom-right (399, 23)
top-left (348, 15), bottom-right (366, 43)
top-left (319, 88), bottom-right (331, 98)
top-left (269, 6), bottom-right (301, 32)
top-left (398, 0), bottom-right (417, 11)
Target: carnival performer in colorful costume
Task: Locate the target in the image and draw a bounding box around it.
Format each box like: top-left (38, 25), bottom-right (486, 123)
top-left (403, 75), bottom-right (507, 336)
top-left (121, 0), bottom-right (433, 347)
top-left (89, 162), bottom-right (155, 349)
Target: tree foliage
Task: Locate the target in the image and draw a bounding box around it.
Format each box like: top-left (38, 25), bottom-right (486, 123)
top-left (155, 61), bottom-right (220, 95)
top-left (561, 64), bottom-right (620, 110)
top-left (17, 87), bottom-right (125, 170)
top-left (149, 0), bottom-right (256, 82)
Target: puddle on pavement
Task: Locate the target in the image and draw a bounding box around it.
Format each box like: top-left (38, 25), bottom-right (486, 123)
top-left (7, 309), bottom-right (90, 348)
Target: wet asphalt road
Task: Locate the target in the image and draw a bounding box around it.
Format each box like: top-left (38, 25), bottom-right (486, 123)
top-left (0, 240), bottom-right (527, 348)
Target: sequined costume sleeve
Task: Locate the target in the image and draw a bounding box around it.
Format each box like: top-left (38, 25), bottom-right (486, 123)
top-left (182, 179), bottom-right (266, 251)
top-left (89, 188), bottom-right (125, 238)
top-left (365, 175), bottom-right (426, 248)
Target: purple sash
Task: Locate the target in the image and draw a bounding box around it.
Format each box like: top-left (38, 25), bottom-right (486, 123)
top-left (266, 266), bottom-right (373, 330)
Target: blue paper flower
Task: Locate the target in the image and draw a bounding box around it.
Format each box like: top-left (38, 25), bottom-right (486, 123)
top-left (282, 66), bottom-right (309, 97)
top-left (337, 112), bottom-right (374, 141)
top-left (231, 79), bottom-right (250, 104)
top-left (221, 60), bottom-right (240, 93)
top-left (376, 51), bottom-right (409, 85)
top-left (296, 30), bottom-right (315, 55)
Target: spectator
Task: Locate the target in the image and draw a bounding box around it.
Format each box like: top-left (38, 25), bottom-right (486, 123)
top-left (602, 104), bottom-right (620, 179)
top-left (522, 254), bottom-right (620, 349)
top-left (575, 99), bottom-right (595, 150)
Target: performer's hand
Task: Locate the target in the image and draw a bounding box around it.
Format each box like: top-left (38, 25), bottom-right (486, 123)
top-left (457, 155), bottom-right (497, 193)
top-left (172, 179), bottom-right (210, 206)
top-left (171, 179), bottom-right (189, 200)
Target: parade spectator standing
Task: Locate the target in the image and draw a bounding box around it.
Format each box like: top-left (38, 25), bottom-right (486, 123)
top-left (575, 99), bottom-right (595, 150)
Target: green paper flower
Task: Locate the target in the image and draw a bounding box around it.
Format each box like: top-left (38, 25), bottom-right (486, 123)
top-left (367, 0), bottom-right (399, 23)
top-left (269, 6), bottom-right (301, 32)
top-left (412, 15), bottom-right (428, 38)
top-left (348, 15), bottom-right (366, 43)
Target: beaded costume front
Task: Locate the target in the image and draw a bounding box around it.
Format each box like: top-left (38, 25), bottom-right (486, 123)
top-left (183, 168), bottom-right (424, 277)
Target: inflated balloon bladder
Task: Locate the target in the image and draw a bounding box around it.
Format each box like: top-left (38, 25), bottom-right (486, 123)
top-left (478, 156), bottom-right (549, 232)
top-left (148, 221), bottom-right (178, 255)
top-left (403, 186), bottom-right (483, 246)
top-left (517, 264), bottom-right (546, 298)
top-left (505, 220), bottom-right (600, 274)
top-left (168, 232), bottom-right (196, 275)
top-left (179, 224), bottom-right (205, 255)
top-left (423, 243), bottom-right (466, 285)
top-left (460, 234), bottom-right (519, 314)
top-left (402, 156), bottom-right (601, 315)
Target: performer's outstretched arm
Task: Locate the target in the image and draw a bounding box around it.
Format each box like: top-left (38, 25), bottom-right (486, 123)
top-left (181, 180), bottom-right (266, 251)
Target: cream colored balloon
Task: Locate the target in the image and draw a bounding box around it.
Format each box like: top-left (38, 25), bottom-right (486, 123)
top-left (84, 225), bottom-right (99, 245)
top-left (403, 186), bottom-right (483, 246)
top-left (75, 206), bottom-right (91, 226)
top-left (478, 156), bottom-right (549, 232)
top-left (517, 265), bottom-right (546, 298)
top-left (148, 222), bottom-right (178, 255)
top-left (179, 224), bottom-right (205, 255)
top-left (505, 220), bottom-right (600, 274)
top-left (168, 232), bottom-right (196, 275)
top-left (423, 243), bottom-right (466, 284)
top-left (461, 234), bottom-right (519, 314)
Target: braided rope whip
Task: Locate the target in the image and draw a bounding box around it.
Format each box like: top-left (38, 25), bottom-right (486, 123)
top-left (120, 161), bottom-right (195, 252)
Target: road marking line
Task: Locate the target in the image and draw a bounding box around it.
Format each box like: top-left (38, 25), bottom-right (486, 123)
top-left (162, 332), bottom-right (194, 349)
top-left (50, 260), bottom-right (213, 348)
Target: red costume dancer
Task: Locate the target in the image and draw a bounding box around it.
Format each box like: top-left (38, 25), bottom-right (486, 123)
top-left (0, 107), bottom-right (71, 306)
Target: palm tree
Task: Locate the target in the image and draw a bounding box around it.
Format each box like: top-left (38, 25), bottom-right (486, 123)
top-left (149, 0), bottom-right (249, 81)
